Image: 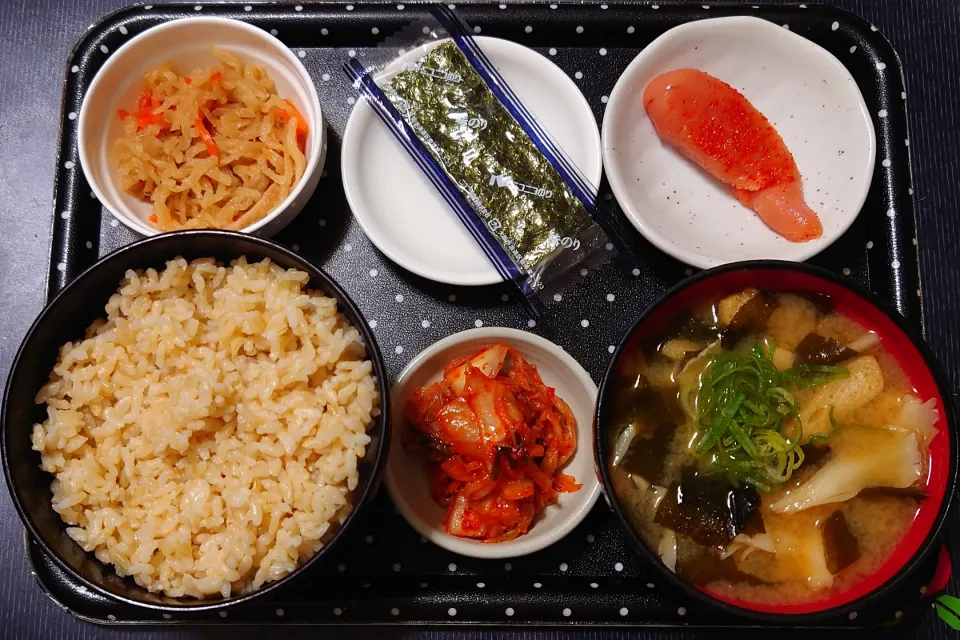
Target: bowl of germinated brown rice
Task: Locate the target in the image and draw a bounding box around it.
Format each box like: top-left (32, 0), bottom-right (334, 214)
top-left (1, 230), bottom-right (389, 612)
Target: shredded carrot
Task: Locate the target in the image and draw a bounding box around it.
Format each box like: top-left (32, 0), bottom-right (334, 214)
top-left (209, 71), bottom-right (222, 86)
top-left (148, 214), bottom-right (158, 224)
top-left (282, 99), bottom-right (309, 136)
top-left (195, 115), bottom-right (218, 159)
top-left (123, 88), bottom-right (171, 133)
top-left (184, 77), bottom-right (192, 85)
top-left (136, 89), bottom-right (153, 113)
top-left (275, 101), bottom-right (309, 152)
top-left (137, 112), bottom-right (165, 127)
top-left (275, 104), bottom-right (309, 137)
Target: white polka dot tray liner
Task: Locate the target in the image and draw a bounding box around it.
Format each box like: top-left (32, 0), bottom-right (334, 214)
top-left (38, 1), bottom-right (928, 628)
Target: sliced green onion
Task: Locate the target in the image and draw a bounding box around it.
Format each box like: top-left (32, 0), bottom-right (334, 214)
top-left (692, 341), bottom-right (847, 491)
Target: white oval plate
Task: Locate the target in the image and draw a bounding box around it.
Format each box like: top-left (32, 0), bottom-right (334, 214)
top-left (342, 37), bottom-right (602, 286)
top-left (602, 16), bottom-right (876, 269)
top-left (386, 328), bottom-right (601, 559)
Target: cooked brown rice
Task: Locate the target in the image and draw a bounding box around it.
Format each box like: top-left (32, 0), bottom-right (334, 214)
top-left (31, 257), bottom-right (378, 598)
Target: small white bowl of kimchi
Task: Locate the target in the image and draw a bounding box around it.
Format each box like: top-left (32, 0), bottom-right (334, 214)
top-left (78, 17), bottom-right (325, 237)
top-left (386, 328), bottom-right (601, 559)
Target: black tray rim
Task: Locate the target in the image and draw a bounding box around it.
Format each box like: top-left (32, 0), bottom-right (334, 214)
top-left (30, 0), bottom-right (929, 629)
top-left (23, 519), bottom-right (891, 632)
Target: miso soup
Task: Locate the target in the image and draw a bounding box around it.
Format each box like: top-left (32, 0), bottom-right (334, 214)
top-left (607, 288), bottom-right (940, 607)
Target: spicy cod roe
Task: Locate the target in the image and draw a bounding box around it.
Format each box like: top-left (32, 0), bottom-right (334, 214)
top-left (404, 344), bottom-right (582, 542)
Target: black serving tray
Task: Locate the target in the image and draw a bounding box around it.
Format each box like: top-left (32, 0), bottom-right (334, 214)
top-left (35, 0), bottom-right (932, 628)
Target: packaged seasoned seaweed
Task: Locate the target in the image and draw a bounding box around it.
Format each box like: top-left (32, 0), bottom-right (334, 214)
top-left (345, 5), bottom-right (632, 313)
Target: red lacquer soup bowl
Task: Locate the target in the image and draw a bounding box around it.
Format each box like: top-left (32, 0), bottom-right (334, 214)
top-left (594, 260), bottom-right (956, 623)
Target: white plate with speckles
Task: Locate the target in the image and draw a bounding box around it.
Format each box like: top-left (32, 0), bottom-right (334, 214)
top-left (602, 16), bottom-right (876, 269)
top-left (342, 36), bottom-right (602, 286)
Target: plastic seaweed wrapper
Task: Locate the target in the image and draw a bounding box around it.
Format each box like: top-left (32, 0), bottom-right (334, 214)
top-left (344, 5), bottom-right (632, 314)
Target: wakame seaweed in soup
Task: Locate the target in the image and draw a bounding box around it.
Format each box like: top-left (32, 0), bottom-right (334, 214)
top-left (608, 288), bottom-right (939, 606)
top-left (379, 41), bottom-right (605, 289)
